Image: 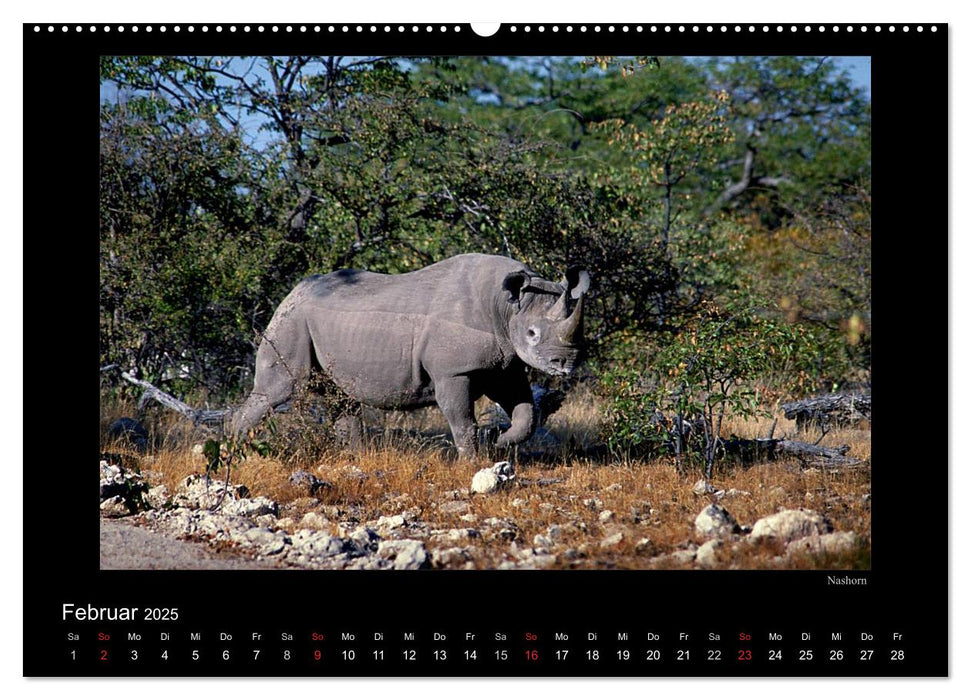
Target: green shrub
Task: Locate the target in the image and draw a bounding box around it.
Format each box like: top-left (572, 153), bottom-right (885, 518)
top-left (601, 300), bottom-right (821, 476)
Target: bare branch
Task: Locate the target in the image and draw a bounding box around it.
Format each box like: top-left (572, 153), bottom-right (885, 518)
top-left (120, 371), bottom-right (228, 426)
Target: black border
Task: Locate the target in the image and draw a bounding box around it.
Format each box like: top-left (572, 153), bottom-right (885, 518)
top-left (24, 23), bottom-right (947, 677)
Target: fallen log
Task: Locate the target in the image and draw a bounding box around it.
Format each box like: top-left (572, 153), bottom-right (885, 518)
top-left (719, 436), bottom-right (862, 469)
top-left (517, 477), bottom-right (567, 488)
top-left (781, 393), bottom-right (871, 430)
top-left (120, 371), bottom-right (229, 427)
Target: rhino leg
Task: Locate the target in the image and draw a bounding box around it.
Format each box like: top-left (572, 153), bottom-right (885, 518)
top-left (489, 379), bottom-right (537, 448)
top-left (435, 376), bottom-right (477, 458)
top-left (231, 320), bottom-right (312, 437)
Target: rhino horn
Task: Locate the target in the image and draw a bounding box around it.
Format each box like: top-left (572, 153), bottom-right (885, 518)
top-left (556, 294), bottom-right (584, 344)
top-left (547, 288), bottom-right (570, 320)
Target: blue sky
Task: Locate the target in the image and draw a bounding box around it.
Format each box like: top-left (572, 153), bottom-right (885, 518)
top-left (834, 56), bottom-right (871, 97)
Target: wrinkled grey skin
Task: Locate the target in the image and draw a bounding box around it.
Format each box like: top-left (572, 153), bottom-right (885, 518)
top-left (232, 253), bottom-right (590, 457)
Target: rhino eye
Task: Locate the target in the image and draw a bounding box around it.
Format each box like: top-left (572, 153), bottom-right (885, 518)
top-left (526, 327), bottom-right (540, 344)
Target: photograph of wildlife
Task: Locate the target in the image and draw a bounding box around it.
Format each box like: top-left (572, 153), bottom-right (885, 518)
top-left (100, 55), bottom-right (871, 570)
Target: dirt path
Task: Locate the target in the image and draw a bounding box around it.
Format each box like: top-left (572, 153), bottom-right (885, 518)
top-left (100, 518), bottom-right (282, 570)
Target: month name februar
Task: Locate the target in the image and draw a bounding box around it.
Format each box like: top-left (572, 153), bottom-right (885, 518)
top-left (62, 603), bottom-right (139, 621)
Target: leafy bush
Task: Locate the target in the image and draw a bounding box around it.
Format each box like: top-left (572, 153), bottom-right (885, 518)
top-left (602, 301), bottom-right (821, 476)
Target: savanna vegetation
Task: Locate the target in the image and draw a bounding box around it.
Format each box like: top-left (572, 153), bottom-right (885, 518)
top-left (100, 56), bottom-right (871, 569)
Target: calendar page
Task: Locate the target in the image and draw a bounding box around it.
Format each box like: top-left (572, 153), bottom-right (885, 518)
top-left (23, 21), bottom-right (947, 677)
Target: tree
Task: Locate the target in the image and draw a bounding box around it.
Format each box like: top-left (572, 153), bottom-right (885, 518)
top-left (703, 56), bottom-right (870, 221)
top-left (100, 100), bottom-right (264, 390)
top-left (738, 179), bottom-right (872, 386)
top-left (602, 300), bottom-right (820, 476)
top-left (590, 91), bottom-right (735, 250)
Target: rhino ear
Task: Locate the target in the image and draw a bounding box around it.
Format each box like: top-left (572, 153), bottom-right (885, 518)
top-left (565, 267), bottom-right (591, 300)
top-left (502, 271), bottom-right (530, 302)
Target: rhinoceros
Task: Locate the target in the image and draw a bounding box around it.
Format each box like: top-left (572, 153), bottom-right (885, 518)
top-left (232, 253), bottom-right (590, 457)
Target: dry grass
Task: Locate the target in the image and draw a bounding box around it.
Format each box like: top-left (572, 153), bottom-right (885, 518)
top-left (101, 389), bottom-right (870, 570)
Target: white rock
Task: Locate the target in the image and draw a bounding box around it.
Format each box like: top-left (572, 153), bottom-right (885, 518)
top-left (669, 548), bottom-right (697, 565)
top-left (431, 547), bottom-right (473, 568)
top-left (600, 532), bottom-right (624, 548)
top-left (192, 511), bottom-right (255, 539)
top-left (152, 508), bottom-right (258, 544)
top-left (471, 461), bottom-right (515, 494)
top-left (786, 531), bottom-right (859, 557)
top-left (518, 554), bottom-right (556, 569)
top-left (174, 474), bottom-right (251, 510)
top-left (598, 510), bottom-right (615, 523)
top-left (145, 485), bottom-right (171, 509)
top-left (471, 470), bottom-right (499, 494)
top-left (299, 512), bottom-right (330, 530)
top-left (100, 496), bottom-right (129, 517)
top-left (695, 539), bottom-right (723, 569)
top-left (694, 504), bottom-right (740, 539)
top-left (508, 542), bottom-right (532, 560)
top-left (375, 514), bottom-right (406, 531)
top-left (377, 539), bottom-right (429, 570)
top-left (345, 557), bottom-right (392, 571)
top-left (533, 534), bottom-right (554, 549)
top-left (221, 496), bottom-right (278, 518)
top-left (234, 528), bottom-right (288, 556)
top-left (99, 461), bottom-right (149, 511)
top-left (289, 529), bottom-right (346, 559)
top-left (254, 514), bottom-right (278, 529)
top-left (750, 508), bottom-right (833, 543)
top-left (99, 463), bottom-right (123, 485)
top-left (347, 527), bottom-right (381, 553)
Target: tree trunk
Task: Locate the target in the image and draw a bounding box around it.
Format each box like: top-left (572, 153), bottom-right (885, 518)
top-left (718, 436), bottom-right (862, 468)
